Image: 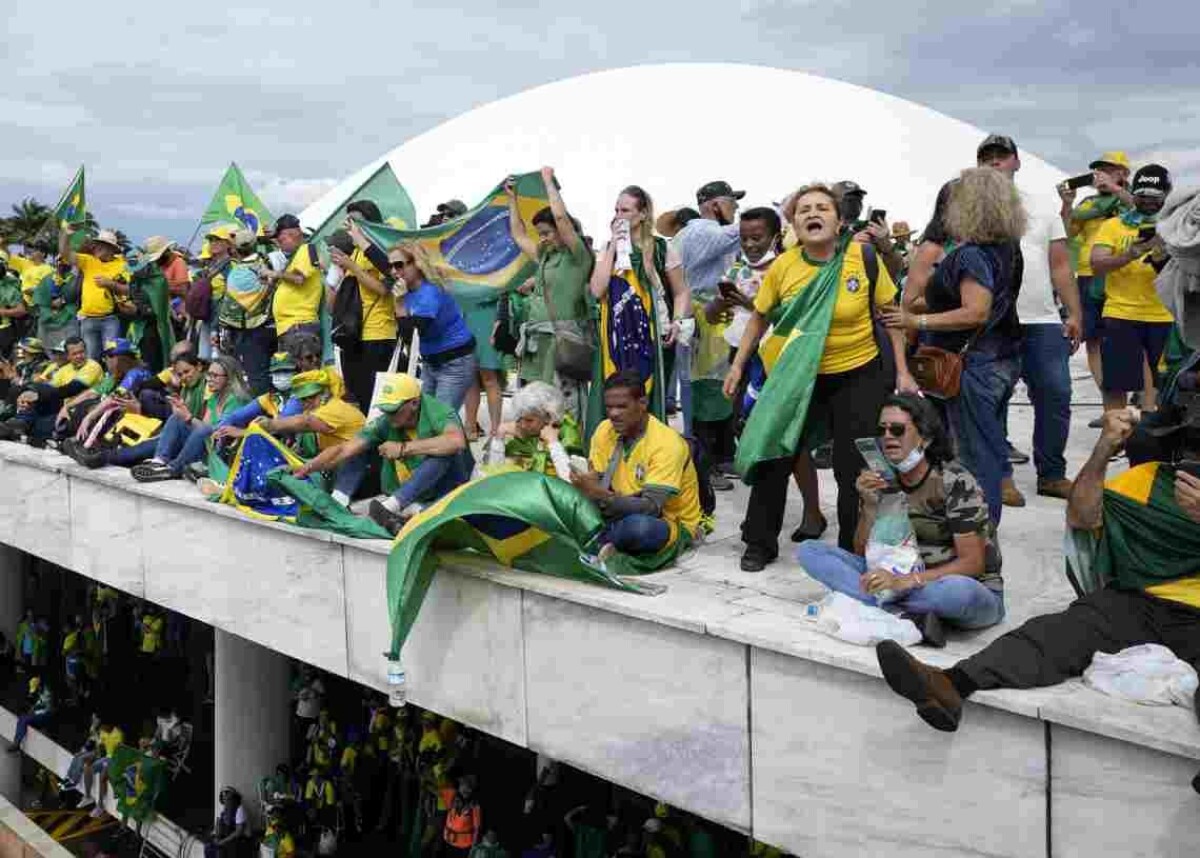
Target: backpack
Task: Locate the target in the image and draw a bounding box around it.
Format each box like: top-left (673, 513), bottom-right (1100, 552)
top-left (184, 258), bottom-right (230, 322)
top-left (329, 246), bottom-right (379, 349)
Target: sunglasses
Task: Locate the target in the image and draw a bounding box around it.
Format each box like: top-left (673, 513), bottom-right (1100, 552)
top-left (876, 422), bottom-right (909, 438)
top-left (388, 259), bottom-right (410, 270)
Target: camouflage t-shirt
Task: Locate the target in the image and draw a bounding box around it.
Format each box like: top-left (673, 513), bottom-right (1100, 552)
top-left (902, 460), bottom-right (1003, 591)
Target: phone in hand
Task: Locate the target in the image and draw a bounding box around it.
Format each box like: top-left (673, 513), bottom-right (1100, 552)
top-left (869, 209), bottom-right (887, 226)
top-left (855, 437), bottom-right (897, 484)
top-left (1176, 459), bottom-right (1200, 479)
top-left (1136, 224), bottom-right (1157, 243)
top-left (1063, 173), bottom-right (1094, 191)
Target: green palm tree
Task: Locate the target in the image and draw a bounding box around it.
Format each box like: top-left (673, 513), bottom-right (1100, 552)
top-left (6, 198), bottom-right (53, 245)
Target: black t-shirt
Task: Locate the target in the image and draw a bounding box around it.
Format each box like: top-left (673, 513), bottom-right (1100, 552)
top-left (927, 243), bottom-right (1020, 358)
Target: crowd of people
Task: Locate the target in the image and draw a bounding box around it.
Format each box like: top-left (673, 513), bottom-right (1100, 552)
top-left (3, 131), bottom-right (1199, 816)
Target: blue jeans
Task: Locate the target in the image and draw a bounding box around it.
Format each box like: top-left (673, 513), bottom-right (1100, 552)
top-left (154, 414), bottom-right (214, 475)
top-left (796, 542), bottom-right (1005, 629)
top-left (332, 451), bottom-right (368, 498)
top-left (947, 353), bottom-right (1019, 524)
top-left (1006, 324), bottom-right (1072, 482)
top-left (601, 514), bottom-right (671, 555)
top-left (225, 326), bottom-right (275, 396)
top-left (79, 315), bottom-right (121, 361)
top-left (422, 351), bottom-right (477, 411)
top-left (391, 451), bottom-right (473, 509)
top-left (13, 712), bottom-right (52, 748)
top-left (675, 340), bottom-right (693, 437)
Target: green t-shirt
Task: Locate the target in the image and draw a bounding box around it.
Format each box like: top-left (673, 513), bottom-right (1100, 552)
top-left (358, 394), bottom-right (461, 493)
top-left (530, 235), bottom-right (591, 325)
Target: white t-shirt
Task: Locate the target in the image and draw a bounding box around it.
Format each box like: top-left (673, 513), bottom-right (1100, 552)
top-left (1016, 187), bottom-right (1068, 325)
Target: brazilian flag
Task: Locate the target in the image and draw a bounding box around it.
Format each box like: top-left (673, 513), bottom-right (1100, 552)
top-left (734, 238), bottom-right (848, 481)
top-left (48, 166), bottom-right (88, 249)
top-left (358, 171), bottom-right (551, 306)
top-left (385, 471), bottom-right (665, 657)
top-left (216, 424), bottom-right (391, 540)
top-left (108, 745), bottom-right (167, 824)
top-left (199, 162), bottom-right (274, 237)
top-left (310, 162), bottom-right (418, 240)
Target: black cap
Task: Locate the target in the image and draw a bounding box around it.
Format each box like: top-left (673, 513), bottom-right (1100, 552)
top-left (695, 181), bottom-right (746, 206)
top-left (832, 180), bottom-right (867, 197)
top-left (1132, 164), bottom-right (1171, 198)
top-left (272, 214), bottom-right (302, 234)
top-left (436, 199), bottom-right (468, 217)
top-left (977, 134), bottom-right (1018, 158)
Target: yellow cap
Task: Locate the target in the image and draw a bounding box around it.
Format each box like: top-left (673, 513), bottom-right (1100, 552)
top-left (290, 368), bottom-right (333, 399)
top-left (205, 223), bottom-right (240, 243)
top-left (376, 373), bottom-right (422, 412)
top-left (1089, 151), bottom-right (1131, 170)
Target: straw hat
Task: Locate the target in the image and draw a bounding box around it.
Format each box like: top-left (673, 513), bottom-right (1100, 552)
top-left (142, 235), bottom-right (174, 262)
top-left (93, 229), bottom-right (122, 250)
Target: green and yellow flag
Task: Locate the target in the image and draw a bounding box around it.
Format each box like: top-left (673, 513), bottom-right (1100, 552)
top-left (385, 471), bottom-right (664, 658)
top-left (358, 171), bottom-right (550, 308)
top-left (310, 162), bottom-right (417, 241)
top-left (200, 162), bottom-right (274, 237)
top-left (734, 239), bottom-right (848, 481)
top-left (49, 166), bottom-right (87, 248)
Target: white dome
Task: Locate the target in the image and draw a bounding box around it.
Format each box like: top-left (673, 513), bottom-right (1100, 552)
top-left (301, 63), bottom-right (1066, 238)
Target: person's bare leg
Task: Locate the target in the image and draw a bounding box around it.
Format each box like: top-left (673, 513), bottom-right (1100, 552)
top-left (464, 381), bottom-right (482, 438)
top-left (1142, 358), bottom-right (1158, 411)
top-left (792, 450), bottom-right (825, 530)
top-left (479, 369), bottom-right (504, 438)
top-left (1086, 340), bottom-right (1103, 394)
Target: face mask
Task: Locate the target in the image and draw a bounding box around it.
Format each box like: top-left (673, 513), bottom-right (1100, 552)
top-left (895, 445), bottom-right (926, 474)
top-left (272, 373), bottom-right (293, 392)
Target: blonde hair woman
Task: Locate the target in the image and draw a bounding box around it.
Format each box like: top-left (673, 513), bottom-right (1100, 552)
top-left (390, 239), bottom-right (477, 410)
top-left (586, 185), bottom-right (691, 437)
top-left (880, 166), bottom-right (1027, 523)
top-left (724, 183), bottom-right (916, 571)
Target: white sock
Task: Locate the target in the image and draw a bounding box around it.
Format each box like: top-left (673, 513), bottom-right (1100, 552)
top-left (381, 496), bottom-right (401, 514)
top-left (330, 490), bottom-right (350, 507)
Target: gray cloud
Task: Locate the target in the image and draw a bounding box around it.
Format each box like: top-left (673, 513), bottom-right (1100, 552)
top-left (2, 0), bottom-right (1196, 242)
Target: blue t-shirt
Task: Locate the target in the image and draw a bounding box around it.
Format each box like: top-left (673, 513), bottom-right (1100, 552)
top-left (927, 243), bottom-right (1020, 358)
top-left (404, 281), bottom-right (474, 358)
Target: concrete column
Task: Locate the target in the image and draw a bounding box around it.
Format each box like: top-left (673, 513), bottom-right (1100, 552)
top-left (0, 545), bottom-right (23, 804)
top-left (214, 629), bottom-right (291, 829)
top-left (0, 544), bottom-right (22, 650)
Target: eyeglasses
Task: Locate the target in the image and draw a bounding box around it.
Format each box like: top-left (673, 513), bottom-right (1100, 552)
top-left (388, 259), bottom-right (409, 270)
top-left (207, 372), bottom-right (227, 380)
top-left (876, 422), bottom-right (909, 438)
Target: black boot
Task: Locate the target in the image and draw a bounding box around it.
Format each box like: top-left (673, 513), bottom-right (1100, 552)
top-left (901, 611), bottom-right (946, 649)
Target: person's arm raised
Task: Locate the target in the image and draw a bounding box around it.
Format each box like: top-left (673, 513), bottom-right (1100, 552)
top-left (588, 240), bottom-right (616, 300)
top-left (541, 166), bottom-right (580, 250)
top-left (504, 177), bottom-right (539, 261)
top-left (1067, 408), bottom-right (1136, 530)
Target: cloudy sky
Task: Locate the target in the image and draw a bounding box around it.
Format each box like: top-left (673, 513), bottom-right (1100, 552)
top-left (3, 0), bottom-right (1197, 243)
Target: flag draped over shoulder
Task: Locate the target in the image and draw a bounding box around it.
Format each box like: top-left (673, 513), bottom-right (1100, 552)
top-left (215, 424), bottom-right (391, 540)
top-left (200, 162), bottom-right (274, 236)
top-left (47, 166), bottom-right (87, 249)
top-left (310, 163), bottom-right (418, 241)
top-left (358, 172), bottom-right (550, 308)
top-left (108, 745), bottom-right (167, 822)
top-left (733, 239), bottom-right (848, 481)
top-left (385, 471), bottom-right (664, 658)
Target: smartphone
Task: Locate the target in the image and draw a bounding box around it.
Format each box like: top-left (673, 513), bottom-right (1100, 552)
top-left (855, 437), bottom-right (897, 484)
top-left (1177, 459), bottom-right (1200, 479)
top-left (1063, 173), bottom-right (1094, 191)
top-left (1136, 224), bottom-right (1157, 243)
top-left (869, 209), bottom-right (887, 226)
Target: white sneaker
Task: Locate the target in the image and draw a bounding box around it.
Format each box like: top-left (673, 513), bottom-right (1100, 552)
top-left (77, 796), bottom-right (95, 809)
top-left (89, 805), bottom-right (104, 818)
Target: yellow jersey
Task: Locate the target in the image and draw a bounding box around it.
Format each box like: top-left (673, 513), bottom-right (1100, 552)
top-left (8, 256), bottom-right (54, 305)
top-left (51, 359), bottom-right (104, 388)
top-left (353, 248), bottom-right (398, 341)
top-left (1093, 219), bottom-right (1173, 323)
top-left (273, 244), bottom-right (324, 335)
top-left (311, 397), bottom-right (367, 450)
top-left (754, 242), bottom-right (897, 375)
top-left (588, 415), bottom-right (702, 542)
top-left (76, 253), bottom-right (130, 318)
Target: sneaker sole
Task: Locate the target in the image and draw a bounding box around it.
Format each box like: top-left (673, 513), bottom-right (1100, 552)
top-left (876, 640), bottom-right (960, 732)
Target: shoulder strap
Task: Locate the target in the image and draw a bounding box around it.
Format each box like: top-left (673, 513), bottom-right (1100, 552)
top-left (862, 242), bottom-right (880, 308)
top-left (307, 243), bottom-right (319, 268)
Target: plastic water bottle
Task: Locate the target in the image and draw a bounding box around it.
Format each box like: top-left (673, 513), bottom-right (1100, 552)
top-left (387, 660), bottom-right (407, 708)
top-left (803, 593), bottom-right (840, 634)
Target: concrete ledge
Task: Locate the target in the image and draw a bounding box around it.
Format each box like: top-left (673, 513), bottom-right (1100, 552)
top-left (0, 792), bottom-right (75, 858)
top-left (2, 443), bottom-right (1199, 851)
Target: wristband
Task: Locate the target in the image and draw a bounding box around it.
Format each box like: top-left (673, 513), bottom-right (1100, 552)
top-left (918, 314), bottom-right (928, 331)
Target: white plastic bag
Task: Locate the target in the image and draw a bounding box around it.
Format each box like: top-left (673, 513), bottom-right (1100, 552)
top-left (1083, 644), bottom-right (1198, 708)
top-left (864, 491), bottom-right (925, 604)
top-left (804, 592), bottom-right (921, 647)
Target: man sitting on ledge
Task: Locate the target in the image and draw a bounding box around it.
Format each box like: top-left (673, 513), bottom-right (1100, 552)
top-left (295, 373), bottom-right (473, 536)
top-left (572, 370), bottom-right (702, 568)
top-left (876, 408), bottom-right (1200, 733)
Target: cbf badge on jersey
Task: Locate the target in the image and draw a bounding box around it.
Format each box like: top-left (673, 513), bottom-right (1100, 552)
top-left (635, 464), bottom-right (647, 481)
top-left (846, 276), bottom-right (861, 293)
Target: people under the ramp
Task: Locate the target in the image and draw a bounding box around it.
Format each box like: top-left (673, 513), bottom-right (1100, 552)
top-left (294, 372), bottom-right (473, 535)
top-left (572, 369), bottom-right (702, 570)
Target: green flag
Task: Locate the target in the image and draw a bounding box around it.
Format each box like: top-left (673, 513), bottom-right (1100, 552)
top-left (310, 162), bottom-right (417, 241)
top-left (733, 238), bottom-right (848, 481)
top-left (200, 162), bottom-right (274, 236)
top-left (385, 471), bottom-right (665, 658)
top-left (47, 166), bottom-right (87, 249)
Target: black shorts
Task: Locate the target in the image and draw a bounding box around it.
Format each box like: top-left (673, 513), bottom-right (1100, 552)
top-left (1078, 276), bottom-right (1105, 342)
top-left (1100, 318), bottom-right (1172, 393)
